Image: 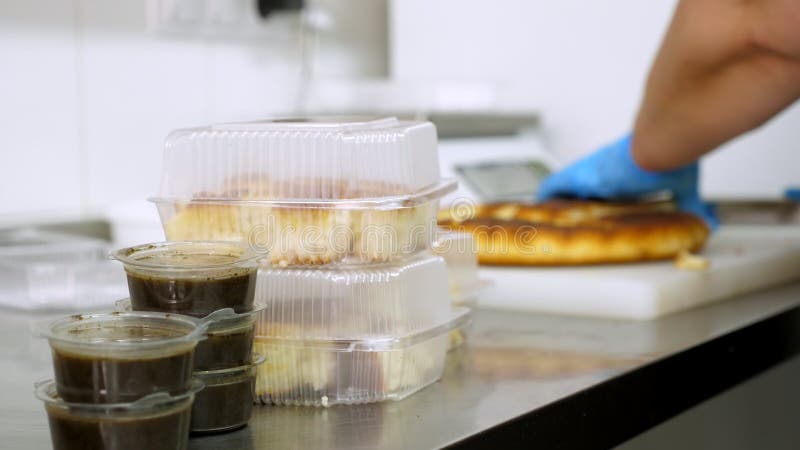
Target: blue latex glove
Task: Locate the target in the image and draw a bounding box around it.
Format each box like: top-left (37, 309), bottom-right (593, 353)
top-left (537, 133), bottom-right (719, 230)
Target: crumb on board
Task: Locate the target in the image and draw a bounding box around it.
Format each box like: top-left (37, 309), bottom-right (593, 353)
top-left (674, 249), bottom-right (710, 271)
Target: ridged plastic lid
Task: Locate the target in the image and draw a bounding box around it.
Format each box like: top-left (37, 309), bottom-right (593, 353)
top-left (254, 253), bottom-right (453, 340)
top-left (155, 117), bottom-right (442, 202)
top-left (255, 307), bottom-right (470, 351)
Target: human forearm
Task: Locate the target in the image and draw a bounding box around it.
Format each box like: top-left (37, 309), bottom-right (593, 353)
top-left (632, 0), bottom-right (800, 171)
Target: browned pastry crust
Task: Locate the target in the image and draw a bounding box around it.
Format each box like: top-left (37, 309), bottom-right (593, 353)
top-left (439, 200), bottom-right (710, 266)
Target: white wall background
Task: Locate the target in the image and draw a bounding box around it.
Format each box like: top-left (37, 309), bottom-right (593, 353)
top-left (1, 0), bottom-right (798, 225)
top-left (0, 0), bottom-right (387, 222)
top-left (391, 0), bottom-right (800, 200)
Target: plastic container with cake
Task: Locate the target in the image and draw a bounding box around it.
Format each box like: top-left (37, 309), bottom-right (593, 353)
top-left (432, 229), bottom-right (487, 306)
top-left (149, 117), bottom-right (456, 266)
top-left (254, 252), bottom-right (454, 340)
top-left (254, 307), bottom-right (470, 407)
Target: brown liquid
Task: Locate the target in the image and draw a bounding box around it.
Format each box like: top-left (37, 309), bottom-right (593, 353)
top-left (53, 349), bottom-right (194, 403)
top-left (126, 270), bottom-right (257, 318)
top-left (194, 323), bottom-right (255, 371)
top-left (45, 402), bottom-right (191, 450)
top-left (190, 375), bottom-right (254, 433)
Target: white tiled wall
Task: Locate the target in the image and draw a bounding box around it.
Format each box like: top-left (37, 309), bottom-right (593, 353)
top-left (0, 0), bottom-right (387, 220)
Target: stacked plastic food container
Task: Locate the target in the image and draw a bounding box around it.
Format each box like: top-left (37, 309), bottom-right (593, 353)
top-left (110, 241), bottom-right (265, 430)
top-left (34, 310), bottom-right (207, 450)
top-left (32, 240), bottom-right (268, 450)
top-left (150, 117), bottom-right (470, 406)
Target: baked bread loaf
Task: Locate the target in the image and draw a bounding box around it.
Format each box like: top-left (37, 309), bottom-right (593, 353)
top-left (439, 199), bottom-right (710, 265)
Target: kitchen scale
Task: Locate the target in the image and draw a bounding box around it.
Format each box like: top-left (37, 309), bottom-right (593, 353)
top-left (437, 133), bottom-right (560, 205)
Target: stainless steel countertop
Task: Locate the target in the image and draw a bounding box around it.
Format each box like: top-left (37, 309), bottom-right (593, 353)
top-left (3, 282), bottom-right (800, 450)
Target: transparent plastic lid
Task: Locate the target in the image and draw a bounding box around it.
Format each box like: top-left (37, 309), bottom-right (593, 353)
top-left (110, 241), bottom-right (260, 274)
top-left (193, 353), bottom-right (264, 382)
top-left (255, 307), bottom-right (471, 351)
top-left (34, 310), bottom-right (206, 358)
top-left (35, 378), bottom-right (204, 413)
top-left (153, 117), bottom-right (444, 203)
top-left (254, 253), bottom-right (453, 340)
top-left (114, 297), bottom-right (265, 331)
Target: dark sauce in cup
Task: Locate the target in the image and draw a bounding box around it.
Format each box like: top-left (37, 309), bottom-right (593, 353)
top-left (53, 348), bottom-right (195, 403)
top-left (190, 366), bottom-right (256, 433)
top-left (45, 400), bottom-right (192, 450)
top-left (193, 319), bottom-right (255, 371)
top-left (116, 248), bottom-right (258, 318)
top-left (126, 268), bottom-right (257, 318)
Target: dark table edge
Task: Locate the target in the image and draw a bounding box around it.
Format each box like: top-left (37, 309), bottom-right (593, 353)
top-left (447, 305), bottom-right (800, 450)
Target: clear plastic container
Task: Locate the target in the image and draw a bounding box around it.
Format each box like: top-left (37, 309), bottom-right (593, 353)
top-left (0, 229), bottom-right (127, 311)
top-left (190, 355), bottom-right (263, 433)
top-left (111, 241), bottom-right (260, 318)
top-left (432, 230), bottom-right (485, 305)
top-left (447, 320), bottom-right (472, 352)
top-left (254, 307), bottom-right (470, 407)
top-left (255, 253), bottom-right (452, 340)
top-left (35, 378), bottom-right (202, 450)
top-left (157, 117), bottom-right (442, 201)
top-left (36, 311), bottom-right (205, 403)
top-left (150, 117), bottom-right (456, 265)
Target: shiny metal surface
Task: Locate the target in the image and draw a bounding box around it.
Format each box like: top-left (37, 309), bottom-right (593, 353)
top-left (3, 282), bottom-right (800, 450)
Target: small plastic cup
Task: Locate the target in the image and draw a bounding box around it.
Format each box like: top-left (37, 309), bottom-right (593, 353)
top-left (190, 355), bottom-right (264, 434)
top-left (115, 298), bottom-right (262, 372)
top-left (110, 241), bottom-right (260, 318)
top-left (36, 378), bottom-right (203, 450)
top-left (195, 316), bottom-right (256, 371)
top-left (36, 311), bottom-right (204, 403)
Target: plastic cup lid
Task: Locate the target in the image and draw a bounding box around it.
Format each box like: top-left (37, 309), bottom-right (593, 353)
top-left (110, 241), bottom-right (260, 272)
top-left (113, 298), bottom-right (266, 331)
top-left (193, 353), bottom-right (265, 383)
top-left (33, 310), bottom-right (206, 353)
top-left (35, 378), bottom-right (205, 412)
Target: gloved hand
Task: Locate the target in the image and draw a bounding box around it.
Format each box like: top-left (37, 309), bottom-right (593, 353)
top-left (537, 133), bottom-right (718, 230)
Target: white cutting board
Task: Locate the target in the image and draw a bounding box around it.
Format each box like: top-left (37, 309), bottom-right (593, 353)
top-left (477, 225), bottom-right (800, 320)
